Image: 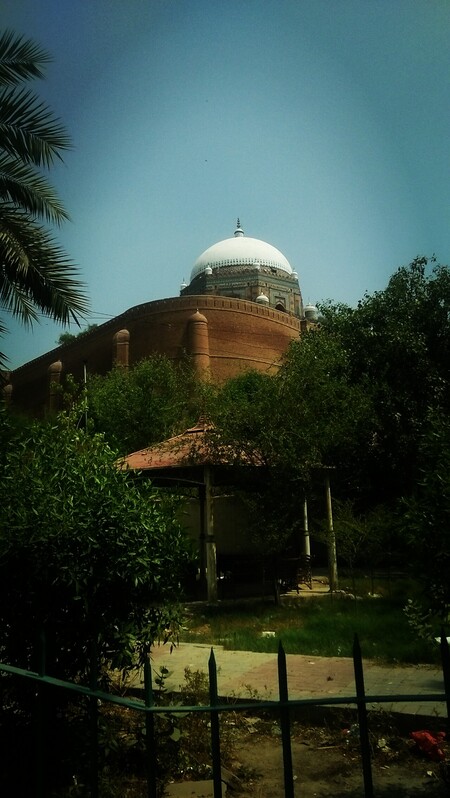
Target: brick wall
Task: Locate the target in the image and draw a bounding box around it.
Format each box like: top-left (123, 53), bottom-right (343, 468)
top-left (8, 295), bottom-right (301, 414)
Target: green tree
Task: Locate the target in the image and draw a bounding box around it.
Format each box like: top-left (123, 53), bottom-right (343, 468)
top-left (206, 332), bottom-right (371, 474)
top-left (330, 501), bottom-right (398, 596)
top-left (86, 356), bottom-right (197, 454)
top-left (319, 257), bottom-right (450, 504)
top-left (402, 408), bottom-right (450, 621)
top-left (57, 323), bottom-right (98, 345)
top-left (0, 31), bottom-right (87, 362)
top-left (0, 407), bottom-right (193, 680)
top-left (275, 332), bottom-right (374, 480)
top-left (204, 332), bottom-right (373, 555)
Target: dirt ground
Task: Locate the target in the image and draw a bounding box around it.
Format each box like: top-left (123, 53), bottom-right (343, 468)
top-left (74, 691), bottom-right (449, 797)
top-left (225, 719), bottom-right (449, 798)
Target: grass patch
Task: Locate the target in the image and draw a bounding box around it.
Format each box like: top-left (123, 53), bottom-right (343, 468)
top-left (181, 597), bottom-right (441, 664)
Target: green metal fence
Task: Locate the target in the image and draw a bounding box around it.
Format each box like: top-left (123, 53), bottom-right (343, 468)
top-left (0, 632), bottom-right (449, 797)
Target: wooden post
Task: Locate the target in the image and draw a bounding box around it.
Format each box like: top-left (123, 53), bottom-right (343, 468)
top-left (204, 466), bottom-right (217, 602)
top-left (198, 484), bottom-right (207, 597)
top-left (325, 473), bottom-right (338, 592)
top-left (302, 498), bottom-right (311, 557)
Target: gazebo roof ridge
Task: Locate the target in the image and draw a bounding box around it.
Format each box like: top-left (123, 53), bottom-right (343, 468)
top-left (119, 415), bottom-right (260, 473)
top-left (120, 416), bottom-right (219, 472)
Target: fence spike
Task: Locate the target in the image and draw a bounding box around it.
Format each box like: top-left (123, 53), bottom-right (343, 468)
top-left (34, 627), bottom-right (47, 798)
top-left (440, 628), bottom-right (450, 729)
top-left (353, 634), bottom-right (374, 798)
top-left (278, 640), bottom-right (295, 798)
top-left (89, 637), bottom-right (99, 798)
top-left (208, 648), bottom-right (222, 798)
top-left (144, 655), bottom-right (157, 798)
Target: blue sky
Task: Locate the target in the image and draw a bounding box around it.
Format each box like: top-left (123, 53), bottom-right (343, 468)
top-left (3, 0), bottom-right (450, 369)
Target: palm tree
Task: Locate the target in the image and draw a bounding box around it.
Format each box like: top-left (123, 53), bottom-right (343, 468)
top-left (0, 30), bottom-right (88, 364)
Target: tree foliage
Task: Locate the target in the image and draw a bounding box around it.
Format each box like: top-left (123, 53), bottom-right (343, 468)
top-left (0, 31), bottom-right (87, 363)
top-left (57, 323), bottom-right (98, 345)
top-left (203, 332), bottom-right (373, 553)
top-left (206, 332), bottom-right (371, 474)
top-left (86, 356), bottom-right (198, 454)
top-left (402, 409), bottom-right (450, 618)
top-left (200, 258), bottom-right (450, 589)
top-left (0, 407), bottom-right (193, 680)
top-left (319, 257), bottom-right (450, 503)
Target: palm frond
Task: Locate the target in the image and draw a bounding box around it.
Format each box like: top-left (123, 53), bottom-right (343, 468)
top-left (0, 211), bottom-right (89, 324)
top-left (0, 31), bottom-right (88, 358)
top-left (0, 87), bottom-right (71, 167)
top-left (0, 265), bottom-right (38, 324)
top-left (0, 157), bottom-right (70, 223)
top-left (0, 316), bottom-right (8, 370)
top-left (0, 31), bottom-right (50, 87)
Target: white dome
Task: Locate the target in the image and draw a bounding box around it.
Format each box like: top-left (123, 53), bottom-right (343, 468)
top-left (304, 303), bottom-right (318, 321)
top-left (191, 222), bottom-right (293, 281)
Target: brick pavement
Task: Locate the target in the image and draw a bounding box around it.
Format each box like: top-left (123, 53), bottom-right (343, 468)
top-left (146, 641), bottom-right (447, 720)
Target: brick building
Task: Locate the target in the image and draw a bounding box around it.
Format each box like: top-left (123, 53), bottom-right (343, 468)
top-left (4, 221), bottom-right (317, 414)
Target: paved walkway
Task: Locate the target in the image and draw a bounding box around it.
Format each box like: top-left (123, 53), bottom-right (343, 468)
top-left (128, 577), bottom-right (448, 722)
top-left (146, 641), bottom-right (447, 721)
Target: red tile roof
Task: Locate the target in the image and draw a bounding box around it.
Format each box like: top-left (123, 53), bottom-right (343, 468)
top-left (119, 418), bottom-right (218, 471)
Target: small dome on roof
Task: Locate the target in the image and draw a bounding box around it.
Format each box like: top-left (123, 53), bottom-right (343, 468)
top-left (191, 221), bottom-right (293, 281)
top-left (304, 303), bottom-right (318, 321)
top-left (256, 292), bottom-right (269, 304)
top-left (189, 309), bottom-right (208, 323)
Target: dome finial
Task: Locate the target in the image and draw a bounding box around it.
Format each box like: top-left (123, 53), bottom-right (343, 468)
top-left (234, 218), bottom-right (244, 237)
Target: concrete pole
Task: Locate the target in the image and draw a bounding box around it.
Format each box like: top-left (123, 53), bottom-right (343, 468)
top-left (204, 465), bottom-right (217, 602)
top-left (325, 473), bottom-right (338, 592)
top-left (302, 498), bottom-right (311, 557)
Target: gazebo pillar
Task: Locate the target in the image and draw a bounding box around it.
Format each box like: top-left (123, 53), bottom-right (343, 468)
top-left (198, 484), bottom-right (207, 594)
top-left (302, 498), bottom-right (311, 557)
top-left (325, 473), bottom-right (338, 592)
top-left (203, 465), bottom-right (217, 602)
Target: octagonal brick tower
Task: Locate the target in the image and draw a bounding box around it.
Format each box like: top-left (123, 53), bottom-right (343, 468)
top-left (180, 220), bottom-right (303, 317)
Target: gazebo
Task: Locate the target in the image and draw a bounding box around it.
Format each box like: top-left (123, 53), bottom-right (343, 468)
top-left (120, 418), bottom-right (252, 602)
top-left (120, 420), bottom-right (335, 601)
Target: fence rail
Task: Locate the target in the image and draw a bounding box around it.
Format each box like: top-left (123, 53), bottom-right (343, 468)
top-left (1, 633), bottom-right (449, 797)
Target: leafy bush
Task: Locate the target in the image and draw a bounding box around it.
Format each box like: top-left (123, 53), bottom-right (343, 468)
top-left (0, 407), bottom-right (194, 680)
